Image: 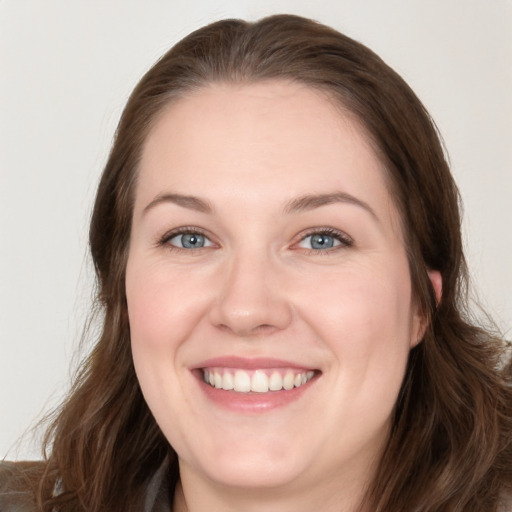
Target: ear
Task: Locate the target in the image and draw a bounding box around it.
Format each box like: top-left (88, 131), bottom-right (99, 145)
top-left (410, 269), bottom-right (442, 348)
top-left (428, 269), bottom-right (443, 305)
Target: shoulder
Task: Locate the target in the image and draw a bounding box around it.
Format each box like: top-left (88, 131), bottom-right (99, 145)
top-left (0, 461), bottom-right (44, 512)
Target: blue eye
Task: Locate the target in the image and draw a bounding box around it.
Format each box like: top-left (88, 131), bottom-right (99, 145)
top-left (168, 232), bottom-right (213, 249)
top-left (308, 234), bottom-right (337, 249)
top-left (297, 230), bottom-right (352, 251)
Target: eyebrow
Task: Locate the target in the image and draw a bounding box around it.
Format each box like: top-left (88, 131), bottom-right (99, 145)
top-left (283, 192), bottom-right (378, 220)
top-left (143, 193), bottom-right (214, 215)
top-left (142, 191), bottom-right (377, 220)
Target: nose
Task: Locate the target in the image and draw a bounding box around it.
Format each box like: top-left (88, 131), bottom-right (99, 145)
top-left (209, 250), bottom-right (293, 337)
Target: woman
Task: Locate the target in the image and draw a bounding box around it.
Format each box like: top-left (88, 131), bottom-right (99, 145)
top-left (1, 14), bottom-right (511, 512)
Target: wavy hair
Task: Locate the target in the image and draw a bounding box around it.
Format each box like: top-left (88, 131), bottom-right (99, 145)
top-left (25, 14), bottom-right (512, 511)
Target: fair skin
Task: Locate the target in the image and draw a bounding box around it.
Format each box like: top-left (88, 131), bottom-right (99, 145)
top-left (126, 80), bottom-right (438, 512)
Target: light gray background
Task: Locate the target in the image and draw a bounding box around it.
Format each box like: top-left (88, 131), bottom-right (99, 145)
top-left (1, 0), bottom-right (511, 460)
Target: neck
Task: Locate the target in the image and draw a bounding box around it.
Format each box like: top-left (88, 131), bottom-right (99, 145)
top-left (172, 462), bottom-right (371, 512)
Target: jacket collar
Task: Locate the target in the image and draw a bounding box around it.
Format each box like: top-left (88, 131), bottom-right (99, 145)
top-left (145, 458), bottom-right (172, 512)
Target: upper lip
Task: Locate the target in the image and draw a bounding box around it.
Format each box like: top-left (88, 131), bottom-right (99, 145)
top-left (192, 356), bottom-right (318, 371)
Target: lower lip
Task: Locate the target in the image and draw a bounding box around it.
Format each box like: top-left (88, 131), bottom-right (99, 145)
top-left (196, 373), bottom-right (317, 413)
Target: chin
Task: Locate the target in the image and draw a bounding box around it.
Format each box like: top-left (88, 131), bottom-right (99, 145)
top-left (177, 430), bottom-right (315, 490)
top-left (197, 454), bottom-right (308, 490)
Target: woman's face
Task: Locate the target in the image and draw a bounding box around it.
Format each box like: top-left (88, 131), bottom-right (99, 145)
top-left (126, 81), bottom-right (426, 495)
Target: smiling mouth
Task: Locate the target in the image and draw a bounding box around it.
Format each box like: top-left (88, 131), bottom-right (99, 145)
top-left (202, 368), bottom-right (316, 393)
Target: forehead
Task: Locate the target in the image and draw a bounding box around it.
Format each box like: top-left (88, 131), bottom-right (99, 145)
top-left (136, 80), bottom-right (399, 231)
top-left (142, 80), bottom-right (373, 173)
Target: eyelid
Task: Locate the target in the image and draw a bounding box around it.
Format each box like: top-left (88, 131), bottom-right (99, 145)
top-left (155, 225), bottom-right (352, 252)
top-left (293, 227), bottom-right (354, 252)
top-left (156, 226), bottom-right (217, 249)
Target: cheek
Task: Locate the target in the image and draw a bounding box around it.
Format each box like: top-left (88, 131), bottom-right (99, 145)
top-left (126, 261), bottom-right (208, 355)
top-left (298, 260), bottom-right (414, 391)
top-left (125, 262), bottom-right (211, 422)
top-left (126, 267), bottom-right (176, 407)
top-left (305, 260), bottom-right (412, 333)
top-left (125, 260), bottom-right (210, 435)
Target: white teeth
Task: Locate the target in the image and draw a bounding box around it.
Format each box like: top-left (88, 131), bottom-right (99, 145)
top-left (269, 371), bottom-right (283, 391)
top-left (251, 371), bottom-right (269, 393)
top-left (203, 368), bottom-right (316, 393)
top-left (234, 370), bottom-right (251, 392)
top-left (222, 372), bottom-right (234, 390)
top-left (283, 372), bottom-right (294, 390)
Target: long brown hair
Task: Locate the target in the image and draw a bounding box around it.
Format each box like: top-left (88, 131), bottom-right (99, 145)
top-left (26, 14), bottom-right (512, 511)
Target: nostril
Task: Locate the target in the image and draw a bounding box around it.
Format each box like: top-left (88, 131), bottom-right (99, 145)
top-left (215, 322), bottom-right (279, 337)
top-left (253, 324), bottom-right (278, 334)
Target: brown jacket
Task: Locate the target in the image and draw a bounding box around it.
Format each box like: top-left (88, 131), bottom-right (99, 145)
top-left (0, 460), bottom-right (171, 511)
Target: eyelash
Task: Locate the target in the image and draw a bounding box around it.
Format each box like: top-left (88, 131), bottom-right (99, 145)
top-left (295, 227), bottom-right (354, 255)
top-left (156, 226), bottom-right (353, 253)
top-left (156, 226), bottom-right (213, 251)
